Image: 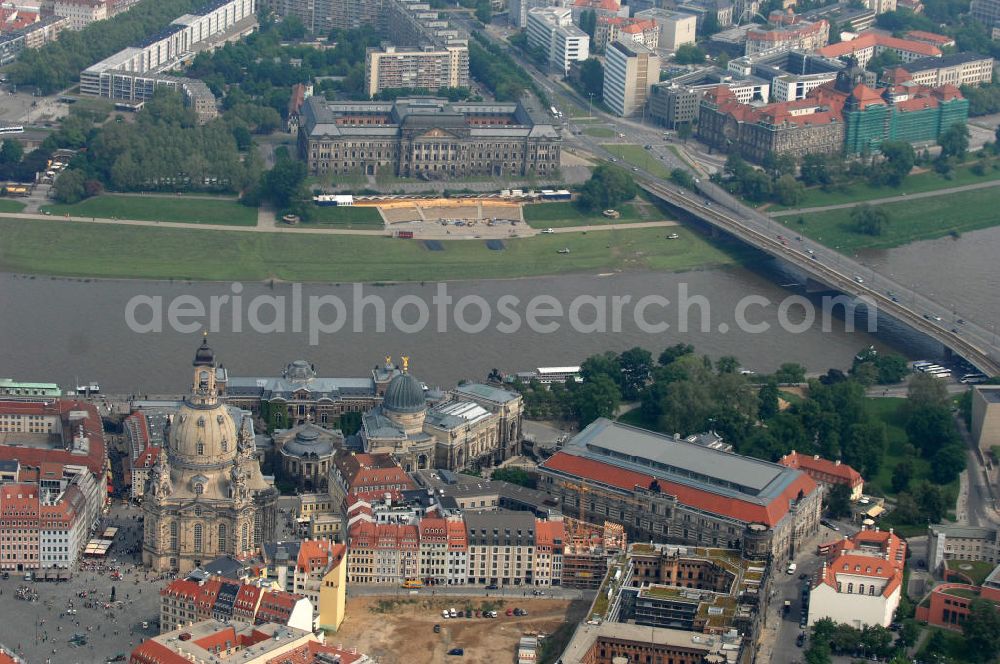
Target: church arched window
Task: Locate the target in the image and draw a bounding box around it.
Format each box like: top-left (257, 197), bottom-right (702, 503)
top-left (221, 438), bottom-right (228, 453)
top-left (197, 442), bottom-right (204, 455)
top-left (218, 524), bottom-right (227, 552)
top-left (241, 523), bottom-right (249, 551)
top-left (170, 521), bottom-right (178, 549)
top-left (193, 523), bottom-right (203, 553)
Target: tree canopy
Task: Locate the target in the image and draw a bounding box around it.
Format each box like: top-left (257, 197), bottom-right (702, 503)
top-left (577, 163), bottom-right (638, 210)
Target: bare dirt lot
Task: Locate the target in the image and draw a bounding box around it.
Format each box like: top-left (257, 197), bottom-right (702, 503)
top-left (335, 595), bottom-right (587, 664)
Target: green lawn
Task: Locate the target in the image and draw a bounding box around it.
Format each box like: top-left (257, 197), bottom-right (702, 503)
top-left (602, 144), bottom-right (672, 179)
top-left (583, 127), bottom-right (616, 138)
top-left (772, 161), bottom-right (1000, 211)
top-left (40, 195), bottom-right (258, 226)
top-left (307, 205), bottom-right (384, 229)
top-left (0, 199), bottom-right (25, 213)
top-left (0, 219), bottom-right (754, 282)
top-left (945, 559), bottom-right (996, 585)
top-left (522, 201), bottom-right (647, 228)
top-left (778, 186), bottom-right (1000, 251)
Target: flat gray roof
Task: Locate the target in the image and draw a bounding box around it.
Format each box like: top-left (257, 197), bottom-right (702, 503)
top-left (564, 418), bottom-right (788, 497)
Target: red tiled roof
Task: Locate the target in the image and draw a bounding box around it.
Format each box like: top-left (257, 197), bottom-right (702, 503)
top-left (779, 452), bottom-right (863, 486)
top-left (904, 29), bottom-right (954, 45)
top-left (621, 19), bottom-right (656, 34)
top-left (542, 452), bottom-right (817, 527)
top-left (131, 639), bottom-right (189, 664)
top-left (818, 32), bottom-right (941, 59)
top-left (573, 0), bottom-right (619, 10)
top-left (265, 641), bottom-right (367, 664)
top-left (0, 400), bottom-right (106, 477)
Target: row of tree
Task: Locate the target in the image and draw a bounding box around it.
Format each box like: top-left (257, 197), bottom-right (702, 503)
top-left (469, 32), bottom-right (548, 106)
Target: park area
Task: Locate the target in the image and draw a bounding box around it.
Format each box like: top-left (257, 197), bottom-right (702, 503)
top-left (522, 195), bottom-right (672, 229)
top-left (335, 595), bottom-right (587, 664)
top-left (0, 199), bottom-right (25, 213)
top-left (777, 186), bottom-right (1000, 250)
top-left (40, 194), bottom-right (258, 226)
top-left (0, 219), bottom-right (748, 282)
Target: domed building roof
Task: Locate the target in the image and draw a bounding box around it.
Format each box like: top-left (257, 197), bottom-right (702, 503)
top-left (193, 336), bottom-right (215, 367)
top-left (282, 428), bottom-right (339, 458)
top-left (168, 403), bottom-right (239, 464)
top-left (383, 373), bottom-right (426, 414)
top-left (283, 359), bottom-right (316, 383)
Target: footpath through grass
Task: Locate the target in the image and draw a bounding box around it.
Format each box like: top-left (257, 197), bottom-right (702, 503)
top-left (307, 205), bottom-right (384, 229)
top-left (40, 195), bottom-right (258, 226)
top-left (0, 218), bottom-right (752, 281)
top-left (772, 161), bottom-right (1000, 211)
top-left (601, 144), bottom-right (672, 179)
top-left (778, 186), bottom-right (1000, 251)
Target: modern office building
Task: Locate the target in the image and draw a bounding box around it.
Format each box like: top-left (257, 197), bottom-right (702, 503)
top-left (536, 418), bottom-right (822, 564)
top-left (971, 0), bottom-right (1000, 31)
top-left (928, 524), bottom-right (1000, 571)
top-left (298, 95), bottom-right (560, 179)
top-left (972, 386), bottom-right (1000, 450)
top-left (526, 7), bottom-right (590, 74)
top-left (364, 44), bottom-right (470, 97)
top-left (508, 0), bottom-right (552, 28)
top-left (603, 41), bottom-right (661, 117)
top-left (648, 83), bottom-right (701, 129)
top-left (728, 49), bottom-right (844, 102)
top-left (634, 8), bottom-right (696, 52)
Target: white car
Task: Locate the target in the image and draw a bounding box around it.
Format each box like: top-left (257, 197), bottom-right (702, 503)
top-left (541, 228), bottom-right (555, 234)
top-left (442, 609), bottom-right (450, 618)
top-left (787, 562), bottom-right (797, 574)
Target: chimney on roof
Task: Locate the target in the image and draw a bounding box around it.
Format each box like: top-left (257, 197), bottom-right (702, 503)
top-left (813, 454), bottom-right (819, 460)
top-left (834, 460), bottom-right (841, 466)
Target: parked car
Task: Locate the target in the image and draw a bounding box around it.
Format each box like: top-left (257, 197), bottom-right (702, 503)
top-left (442, 609), bottom-right (450, 619)
top-left (434, 624), bottom-right (441, 633)
top-left (486, 583), bottom-right (499, 590)
top-left (449, 608), bottom-right (457, 618)
top-left (796, 633), bottom-right (805, 648)
top-left (506, 608), bottom-right (514, 616)
top-left (447, 648), bottom-right (464, 656)
top-left (489, 611), bottom-right (498, 618)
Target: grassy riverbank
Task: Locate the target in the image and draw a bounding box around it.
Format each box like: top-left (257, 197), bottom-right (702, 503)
top-left (0, 218), bottom-right (755, 281)
top-left (777, 187), bottom-right (1000, 251)
top-left (0, 199), bottom-right (25, 213)
top-left (40, 195), bottom-right (258, 226)
top-left (769, 161), bottom-right (1000, 211)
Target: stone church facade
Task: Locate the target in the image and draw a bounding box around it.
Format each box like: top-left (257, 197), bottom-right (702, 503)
top-left (142, 338), bottom-right (278, 573)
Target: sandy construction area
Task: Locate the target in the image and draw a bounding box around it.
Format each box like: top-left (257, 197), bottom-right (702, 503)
top-left (335, 595), bottom-right (585, 664)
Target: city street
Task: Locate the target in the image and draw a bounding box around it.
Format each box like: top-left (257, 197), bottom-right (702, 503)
top-left (346, 583), bottom-right (590, 601)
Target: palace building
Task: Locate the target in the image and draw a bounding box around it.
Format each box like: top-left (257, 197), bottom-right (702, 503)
top-left (142, 338), bottom-right (278, 573)
top-left (360, 359), bottom-right (524, 473)
top-left (297, 96), bottom-right (561, 179)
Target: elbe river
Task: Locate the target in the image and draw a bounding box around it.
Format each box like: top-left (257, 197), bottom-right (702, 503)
top-left (1, 226), bottom-right (997, 393)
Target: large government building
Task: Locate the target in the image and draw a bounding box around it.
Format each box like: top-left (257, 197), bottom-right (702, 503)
top-left (537, 418), bottom-right (822, 564)
top-left (221, 357), bottom-right (403, 428)
top-left (298, 96), bottom-right (561, 179)
top-left (142, 338), bottom-right (278, 572)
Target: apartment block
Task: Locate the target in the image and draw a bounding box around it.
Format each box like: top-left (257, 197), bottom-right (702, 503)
top-left (526, 7), bottom-right (590, 75)
top-left (971, 0), bottom-right (1000, 30)
top-left (780, 451), bottom-right (864, 500)
top-left (508, 0), bottom-right (552, 28)
top-left (603, 41), bottom-right (661, 117)
top-left (635, 8), bottom-right (696, 52)
top-left (53, 0), bottom-right (106, 30)
top-left (364, 44), bottom-right (470, 97)
top-left (80, 0), bottom-right (257, 99)
top-left (745, 13), bottom-right (828, 56)
top-left (928, 524), bottom-right (1000, 571)
top-left (897, 53), bottom-right (994, 88)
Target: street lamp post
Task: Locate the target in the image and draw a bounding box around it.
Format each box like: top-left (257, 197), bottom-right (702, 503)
top-left (588, 93), bottom-right (594, 118)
